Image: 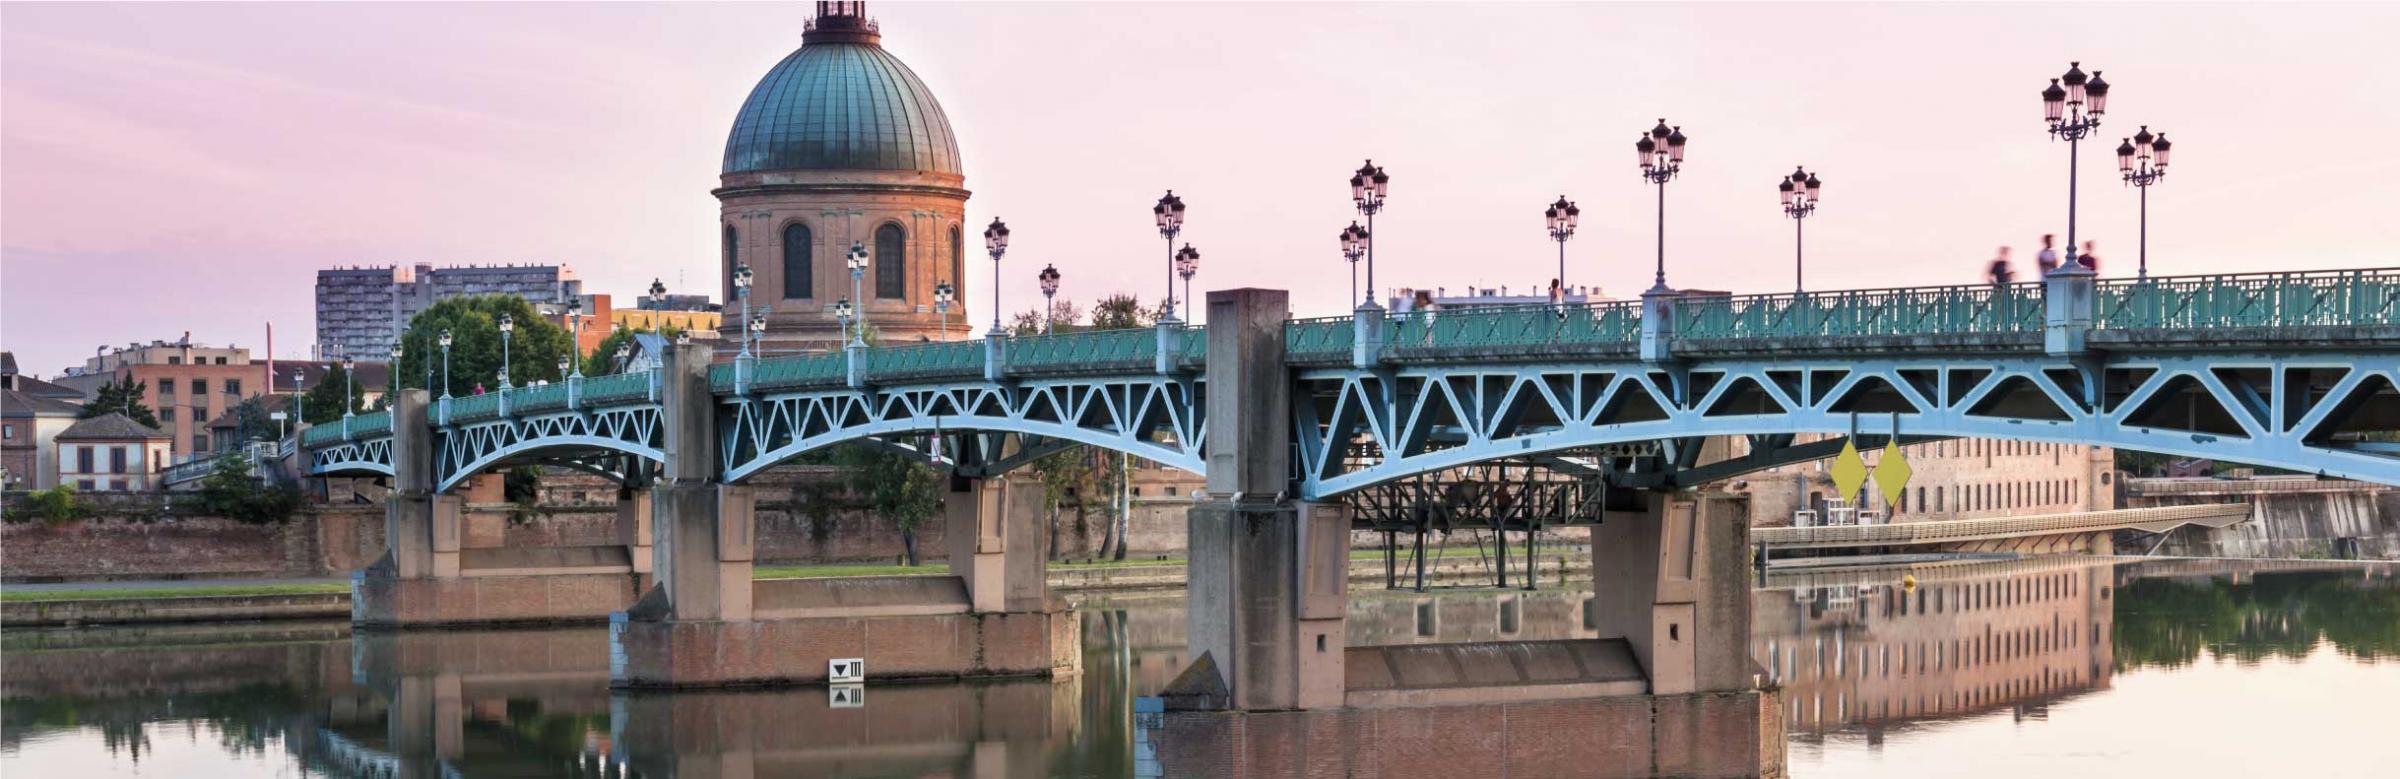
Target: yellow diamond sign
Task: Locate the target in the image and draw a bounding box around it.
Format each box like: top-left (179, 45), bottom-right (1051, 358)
top-left (1828, 439), bottom-right (1869, 503)
top-left (1873, 439), bottom-right (1913, 508)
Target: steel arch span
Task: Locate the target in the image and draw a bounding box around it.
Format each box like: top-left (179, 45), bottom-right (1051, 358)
top-left (309, 437), bottom-right (395, 479)
top-left (1297, 351), bottom-right (2400, 498)
top-left (719, 376), bottom-right (1207, 484)
top-left (433, 404), bottom-right (666, 493)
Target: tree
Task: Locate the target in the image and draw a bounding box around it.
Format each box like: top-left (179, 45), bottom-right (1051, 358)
top-left (220, 396), bottom-right (279, 444)
top-left (301, 363), bottom-right (365, 424)
top-left (193, 450), bottom-right (302, 524)
top-left (81, 376), bottom-right (159, 428)
top-left (832, 442), bottom-right (946, 565)
top-left (391, 295), bottom-right (574, 395)
top-left (585, 324), bottom-right (684, 376)
top-left (1090, 293), bottom-right (1153, 329)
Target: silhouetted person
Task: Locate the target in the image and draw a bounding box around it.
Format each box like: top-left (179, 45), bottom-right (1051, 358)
top-left (2079, 240), bottom-right (2101, 274)
top-left (1987, 246), bottom-right (2016, 285)
top-left (2036, 234), bottom-right (2061, 277)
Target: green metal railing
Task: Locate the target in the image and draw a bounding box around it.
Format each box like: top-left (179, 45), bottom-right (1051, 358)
top-left (1284, 317), bottom-right (1354, 361)
top-left (445, 392), bottom-right (503, 422)
top-left (582, 372), bottom-right (652, 404)
top-left (1009, 327), bottom-right (1159, 370)
top-left (865, 340), bottom-right (984, 379)
top-left (509, 383), bottom-right (571, 414)
top-left (1679, 283), bottom-right (2043, 340)
top-left (748, 351), bottom-right (848, 390)
top-left (1177, 326), bottom-right (1209, 363)
top-left (1392, 301), bottom-right (1645, 351)
top-left (2097, 269), bottom-right (2400, 330)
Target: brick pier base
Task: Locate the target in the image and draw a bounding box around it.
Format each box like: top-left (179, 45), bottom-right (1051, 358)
top-left (351, 570), bottom-right (637, 627)
top-left (610, 606), bottom-right (1078, 687)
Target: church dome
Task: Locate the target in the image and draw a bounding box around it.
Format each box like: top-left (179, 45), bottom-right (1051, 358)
top-left (721, 3), bottom-right (963, 177)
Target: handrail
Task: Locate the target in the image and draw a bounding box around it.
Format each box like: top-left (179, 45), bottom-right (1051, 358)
top-left (1009, 327), bottom-right (1158, 369)
top-left (1389, 300), bottom-right (1644, 352)
top-left (1752, 504), bottom-right (2246, 547)
top-left (2095, 268), bottom-right (2400, 330)
top-left (1679, 283), bottom-right (2043, 340)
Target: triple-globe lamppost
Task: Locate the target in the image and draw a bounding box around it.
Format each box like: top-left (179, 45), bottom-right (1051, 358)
top-left (438, 329), bottom-right (453, 399)
top-left (647, 279), bottom-right (668, 342)
top-left (1544, 196), bottom-right (1580, 294)
top-left (732, 262), bottom-right (755, 358)
top-left (564, 298), bottom-right (583, 376)
top-left (1349, 161), bottom-right (1390, 308)
top-left (1634, 119), bottom-right (1688, 293)
top-left (1038, 264), bottom-right (1061, 334)
top-left (497, 313), bottom-right (514, 390)
top-left (1338, 222), bottom-right (1368, 305)
top-left (1174, 245), bottom-right (1199, 319)
top-left (1152, 191), bottom-right (1186, 319)
top-left (2116, 126), bottom-right (2172, 279)
top-left (845, 242), bottom-right (869, 347)
top-left (1778, 167), bottom-right (1822, 294)
top-left (984, 218), bottom-right (1011, 335)
top-left (341, 355), bottom-right (357, 418)
top-left (934, 280), bottom-right (955, 341)
top-left (2041, 61), bottom-right (2110, 273)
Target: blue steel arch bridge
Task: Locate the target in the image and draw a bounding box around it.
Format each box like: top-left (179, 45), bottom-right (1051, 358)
top-left (305, 269), bottom-right (2400, 512)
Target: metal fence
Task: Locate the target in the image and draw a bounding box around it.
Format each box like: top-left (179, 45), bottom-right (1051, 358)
top-left (1679, 283), bottom-right (2044, 340)
top-left (2096, 268), bottom-right (2400, 330)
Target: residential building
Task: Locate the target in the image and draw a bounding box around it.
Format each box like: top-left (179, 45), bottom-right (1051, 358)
top-left (315, 263), bottom-right (584, 359)
top-left (610, 309), bottom-right (723, 342)
top-left (54, 338), bottom-right (270, 459)
top-left (55, 413), bottom-right (172, 492)
top-left (2, 356), bottom-right (84, 490)
top-left (541, 293), bottom-right (616, 357)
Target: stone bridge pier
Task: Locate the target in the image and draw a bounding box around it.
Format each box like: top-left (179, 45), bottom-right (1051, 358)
top-left (609, 343), bottom-right (1077, 688)
top-left (1160, 289), bottom-right (1780, 777)
top-left (352, 389), bottom-right (643, 627)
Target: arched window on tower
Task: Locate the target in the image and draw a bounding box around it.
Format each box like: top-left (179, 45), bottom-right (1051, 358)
top-left (875, 223), bottom-right (906, 299)
top-left (722, 224), bottom-right (739, 303)
top-left (949, 225), bottom-right (964, 291)
top-left (782, 222), bottom-right (813, 299)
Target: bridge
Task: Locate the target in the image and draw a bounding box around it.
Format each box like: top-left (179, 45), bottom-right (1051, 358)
top-left (1751, 503), bottom-right (2251, 554)
top-left (301, 268), bottom-right (2398, 709)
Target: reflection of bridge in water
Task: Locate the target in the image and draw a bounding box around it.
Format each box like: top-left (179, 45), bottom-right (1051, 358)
top-left (1750, 556), bottom-right (2119, 739)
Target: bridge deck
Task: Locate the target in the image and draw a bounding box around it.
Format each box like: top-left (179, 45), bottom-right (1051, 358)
top-left (1752, 504), bottom-right (2250, 549)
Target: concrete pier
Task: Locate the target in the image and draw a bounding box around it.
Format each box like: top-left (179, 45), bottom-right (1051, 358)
top-left (609, 343), bottom-right (1076, 688)
top-left (350, 389), bottom-right (641, 627)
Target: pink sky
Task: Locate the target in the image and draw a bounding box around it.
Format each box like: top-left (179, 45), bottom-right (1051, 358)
top-left (6, 2), bottom-right (2398, 374)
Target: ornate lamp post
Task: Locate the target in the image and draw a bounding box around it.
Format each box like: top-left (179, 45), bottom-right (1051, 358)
top-left (732, 262), bottom-right (754, 358)
top-left (391, 343), bottom-right (405, 399)
top-left (497, 313), bottom-right (514, 389)
top-left (565, 298), bottom-right (584, 377)
top-left (340, 355), bottom-right (356, 418)
top-left (833, 297), bottom-right (854, 345)
top-left (1153, 191), bottom-right (1187, 318)
top-left (1778, 167), bottom-right (1822, 293)
top-left (556, 355), bottom-right (569, 384)
top-left (934, 280), bottom-right (955, 341)
top-left (1038, 264), bottom-right (1061, 334)
top-left (647, 278), bottom-right (668, 341)
top-left (614, 343), bottom-right (631, 373)
top-left (1349, 161), bottom-right (1390, 307)
top-left (438, 328), bottom-right (453, 398)
top-left (845, 242), bottom-right (868, 346)
top-left (748, 313), bottom-right (768, 355)
top-left (2117, 126), bottom-right (2171, 279)
top-left (1339, 222), bottom-right (1368, 305)
top-left (2041, 62), bottom-right (2110, 273)
top-left (984, 218), bottom-right (1010, 334)
top-left (1175, 245), bottom-right (1199, 318)
top-left (1635, 119), bottom-right (1687, 292)
top-left (1544, 196), bottom-right (1579, 293)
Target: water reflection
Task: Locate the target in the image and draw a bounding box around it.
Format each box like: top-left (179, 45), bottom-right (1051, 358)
top-left (2, 560), bottom-right (2394, 778)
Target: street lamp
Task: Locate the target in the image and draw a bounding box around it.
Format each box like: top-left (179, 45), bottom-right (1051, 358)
top-left (556, 354), bottom-right (569, 383)
top-left (833, 297), bottom-right (854, 344)
top-left (438, 328), bottom-right (453, 398)
top-left (2041, 61), bottom-right (2110, 273)
top-left (1778, 167), bottom-right (1822, 293)
top-left (565, 298), bottom-right (583, 377)
top-left (1635, 119), bottom-right (1687, 292)
top-left (732, 262), bottom-right (754, 358)
top-left (1175, 244), bottom-right (1199, 319)
top-left (615, 343), bottom-right (631, 373)
top-left (1038, 264), bottom-right (1061, 334)
top-left (845, 242), bottom-right (868, 346)
top-left (647, 278), bottom-right (668, 341)
top-left (497, 313), bottom-right (514, 389)
top-left (391, 344), bottom-right (405, 399)
top-left (2117, 125), bottom-right (2171, 279)
top-left (934, 280), bottom-right (955, 341)
top-left (1544, 196), bottom-right (1580, 294)
top-left (984, 218), bottom-right (1010, 333)
top-left (1339, 222), bottom-right (1368, 305)
top-left (1152, 191), bottom-right (1186, 318)
top-left (748, 313), bottom-right (768, 353)
top-left (1349, 160), bottom-right (1390, 307)
top-left (341, 355), bottom-right (356, 418)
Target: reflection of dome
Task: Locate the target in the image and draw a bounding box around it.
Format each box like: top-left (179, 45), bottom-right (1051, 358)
top-left (721, 4), bottom-right (962, 176)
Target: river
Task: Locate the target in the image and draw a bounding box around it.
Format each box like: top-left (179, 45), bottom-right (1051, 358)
top-left (3, 558), bottom-right (2393, 778)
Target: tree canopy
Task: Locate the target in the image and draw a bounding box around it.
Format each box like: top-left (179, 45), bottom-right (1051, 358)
top-left (831, 442), bottom-right (946, 565)
top-left (300, 363), bottom-right (365, 424)
top-left (80, 376), bottom-right (159, 428)
top-left (391, 295), bottom-right (574, 396)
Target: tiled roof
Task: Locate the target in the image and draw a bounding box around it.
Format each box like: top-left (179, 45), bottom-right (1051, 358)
top-left (57, 412), bottom-right (169, 441)
top-left (0, 388), bottom-right (83, 418)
